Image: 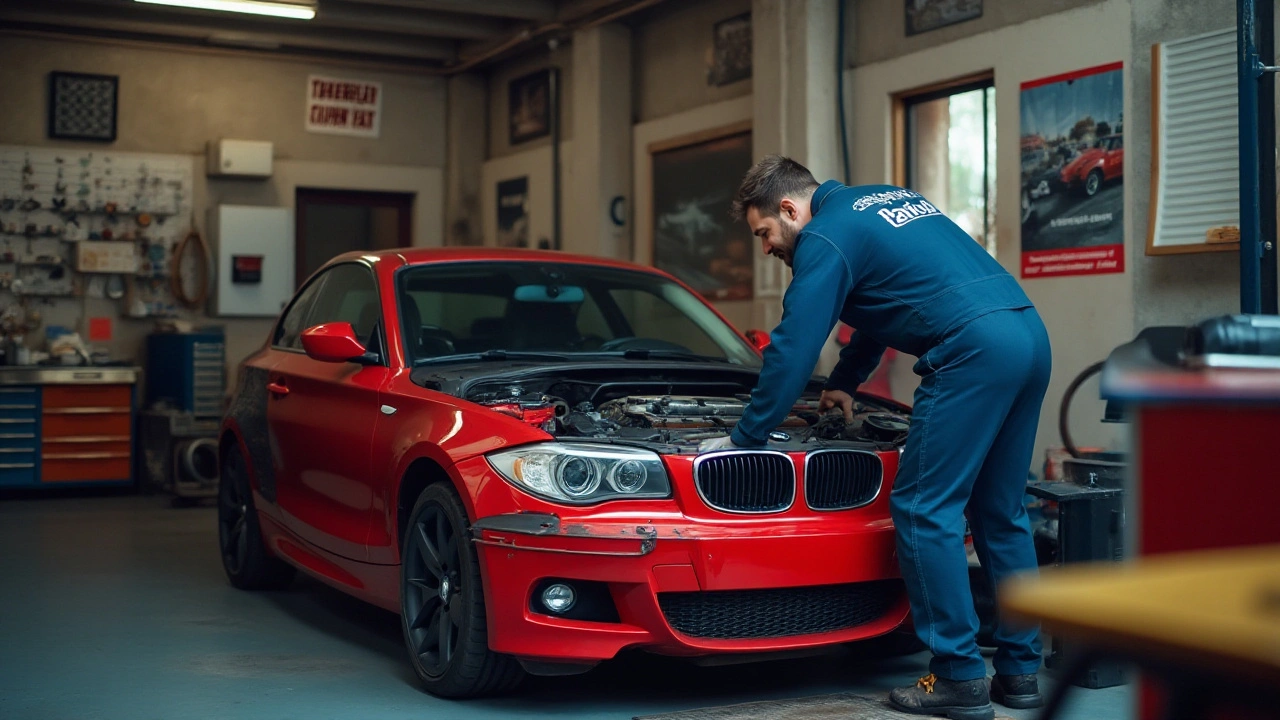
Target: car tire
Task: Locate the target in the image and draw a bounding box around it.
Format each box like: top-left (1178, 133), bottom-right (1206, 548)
top-left (218, 443), bottom-right (296, 591)
top-left (1084, 169), bottom-right (1103, 197)
top-left (400, 483), bottom-right (524, 698)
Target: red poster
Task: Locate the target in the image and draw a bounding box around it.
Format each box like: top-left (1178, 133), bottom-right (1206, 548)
top-left (1019, 62), bottom-right (1125, 278)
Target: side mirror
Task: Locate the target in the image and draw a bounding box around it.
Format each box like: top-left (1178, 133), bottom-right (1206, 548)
top-left (745, 329), bottom-right (771, 352)
top-left (301, 323), bottom-right (369, 363)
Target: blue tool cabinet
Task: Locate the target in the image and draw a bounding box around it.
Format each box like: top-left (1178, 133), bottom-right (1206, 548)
top-left (145, 331), bottom-right (226, 417)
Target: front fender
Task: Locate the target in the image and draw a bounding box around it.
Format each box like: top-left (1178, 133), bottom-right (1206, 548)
top-left (367, 381), bottom-right (554, 563)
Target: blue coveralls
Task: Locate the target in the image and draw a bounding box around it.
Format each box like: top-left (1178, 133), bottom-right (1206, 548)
top-left (731, 181), bottom-right (1050, 682)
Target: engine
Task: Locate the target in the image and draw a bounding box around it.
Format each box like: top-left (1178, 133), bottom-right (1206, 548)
top-left (461, 372), bottom-right (910, 449)
top-left (557, 394), bottom-right (908, 447)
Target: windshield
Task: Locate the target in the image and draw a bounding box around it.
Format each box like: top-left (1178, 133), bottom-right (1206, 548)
top-left (395, 261), bottom-right (762, 368)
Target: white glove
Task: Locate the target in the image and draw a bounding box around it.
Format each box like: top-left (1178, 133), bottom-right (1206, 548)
top-left (698, 435), bottom-right (738, 453)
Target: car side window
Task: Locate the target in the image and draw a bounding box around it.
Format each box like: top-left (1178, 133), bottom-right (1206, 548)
top-left (304, 263), bottom-right (383, 360)
top-left (273, 276), bottom-right (327, 350)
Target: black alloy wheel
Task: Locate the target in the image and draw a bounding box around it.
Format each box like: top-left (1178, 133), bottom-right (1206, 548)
top-left (400, 483), bottom-right (523, 698)
top-left (217, 443), bottom-right (295, 590)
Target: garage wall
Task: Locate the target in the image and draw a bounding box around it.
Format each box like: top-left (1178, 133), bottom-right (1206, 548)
top-left (0, 33), bottom-right (447, 381)
top-left (1128, 0), bottom-right (1267, 329)
top-left (851, 0), bottom-right (1108, 67)
top-left (0, 35), bottom-right (446, 167)
top-left (849, 0), bottom-right (1133, 473)
top-left (201, 159), bottom-right (442, 374)
top-left (632, 96), bottom-right (755, 330)
top-left (486, 44), bottom-right (574, 160)
top-left (480, 141), bottom-right (575, 249)
top-left (632, 0), bottom-right (752, 123)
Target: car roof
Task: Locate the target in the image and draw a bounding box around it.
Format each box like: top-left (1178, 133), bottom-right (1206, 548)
top-left (324, 247), bottom-right (678, 280)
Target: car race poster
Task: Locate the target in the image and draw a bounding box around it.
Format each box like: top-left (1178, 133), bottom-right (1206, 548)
top-left (1019, 62), bottom-right (1124, 278)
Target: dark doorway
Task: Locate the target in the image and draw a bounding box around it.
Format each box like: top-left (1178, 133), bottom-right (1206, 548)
top-left (295, 188), bottom-right (414, 287)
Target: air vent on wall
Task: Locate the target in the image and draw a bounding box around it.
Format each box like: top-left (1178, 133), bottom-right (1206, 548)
top-left (1148, 28), bottom-right (1240, 255)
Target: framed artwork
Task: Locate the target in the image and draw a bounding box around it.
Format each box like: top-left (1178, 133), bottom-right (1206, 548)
top-left (650, 124), bottom-right (754, 302)
top-left (496, 176), bottom-right (529, 248)
top-left (508, 68), bottom-right (555, 145)
top-left (905, 0), bottom-right (982, 36)
top-left (48, 71), bottom-right (119, 142)
top-left (709, 13), bottom-right (752, 86)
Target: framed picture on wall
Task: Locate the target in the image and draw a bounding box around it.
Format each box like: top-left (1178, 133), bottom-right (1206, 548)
top-left (508, 68), bottom-right (555, 145)
top-left (905, 0), bottom-right (982, 36)
top-left (1019, 62), bottom-right (1125, 278)
top-left (650, 123), bottom-right (754, 301)
top-left (48, 71), bottom-right (118, 142)
top-left (709, 13), bottom-right (752, 86)
top-left (496, 176), bottom-right (530, 248)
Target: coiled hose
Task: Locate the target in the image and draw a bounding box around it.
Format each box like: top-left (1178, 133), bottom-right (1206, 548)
top-left (171, 228), bottom-right (210, 309)
top-left (1058, 360), bottom-right (1106, 459)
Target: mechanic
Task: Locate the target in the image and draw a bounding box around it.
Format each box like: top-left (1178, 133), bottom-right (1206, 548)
top-left (699, 156), bottom-right (1050, 720)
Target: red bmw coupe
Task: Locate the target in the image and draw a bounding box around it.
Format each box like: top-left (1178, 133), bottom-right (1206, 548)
top-left (218, 248), bottom-right (914, 698)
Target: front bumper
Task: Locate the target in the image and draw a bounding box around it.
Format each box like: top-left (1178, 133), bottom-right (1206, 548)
top-left (462, 451), bottom-right (908, 665)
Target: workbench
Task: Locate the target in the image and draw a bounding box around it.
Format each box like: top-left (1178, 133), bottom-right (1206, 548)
top-left (1002, 545), bottom-right (1280, 718)
top-left (0, 366), bottom-right (140, 489)
top-left (1011, 331), bottom-right (1280, 718)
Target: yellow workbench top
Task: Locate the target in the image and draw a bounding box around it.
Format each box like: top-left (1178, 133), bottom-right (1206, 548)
top-left (1001, 545), bottom-right (1280, 690)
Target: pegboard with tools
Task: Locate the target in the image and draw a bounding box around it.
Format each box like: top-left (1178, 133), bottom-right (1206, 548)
top-left (0, 145), bottom-right (196, 317)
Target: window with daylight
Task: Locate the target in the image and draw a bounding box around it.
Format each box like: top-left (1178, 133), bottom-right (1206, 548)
top-left (895, 72), bottom-right (997, 255)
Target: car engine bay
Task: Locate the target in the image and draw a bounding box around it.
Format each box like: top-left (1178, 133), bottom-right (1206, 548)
top-left (456, 370), bottom-right (911, 451)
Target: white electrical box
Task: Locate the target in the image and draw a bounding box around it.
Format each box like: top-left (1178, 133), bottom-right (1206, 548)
top-left (212, 205), bottom-right (294, 317)
top-left (206, 139), bottom-right (273, 178)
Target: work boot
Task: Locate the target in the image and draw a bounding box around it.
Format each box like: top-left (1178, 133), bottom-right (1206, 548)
top-left (989, 673), bottom-right (1044, 709)
top-left (888, 673), bottom-right (995, 720)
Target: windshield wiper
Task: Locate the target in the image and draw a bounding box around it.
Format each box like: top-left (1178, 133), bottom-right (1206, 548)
top-left (416, 350), bottom-right (571, 365)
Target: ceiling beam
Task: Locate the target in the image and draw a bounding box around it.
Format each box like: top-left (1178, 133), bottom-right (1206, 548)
top-left (555, 0), bottom-right (635, 23)
top-left (0, 2), bottom-right (457, 60)
top-left (313, 1), bottom-right (508, 40)
top-left (336, 0), bottom-right (556, 22)
top-left (455, 0), bottom-right (669, 66)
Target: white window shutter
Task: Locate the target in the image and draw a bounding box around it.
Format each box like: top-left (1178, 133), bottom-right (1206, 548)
top-left (1151, 28), bottom-right (1240, 252)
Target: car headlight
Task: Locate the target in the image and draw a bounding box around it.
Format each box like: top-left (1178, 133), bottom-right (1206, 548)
top-left (486, 443), bottom-right (671, 505)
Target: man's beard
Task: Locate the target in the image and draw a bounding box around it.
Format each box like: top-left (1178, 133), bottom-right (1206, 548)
top-left (771, 222), bottom-right (799, 267)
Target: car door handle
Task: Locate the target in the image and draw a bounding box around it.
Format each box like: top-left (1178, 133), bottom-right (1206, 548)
top-left (267, 380), bottom-right (289, 397)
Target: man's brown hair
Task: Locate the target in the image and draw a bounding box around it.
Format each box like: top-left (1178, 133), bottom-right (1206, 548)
top-left (731, 155), bottom-right (819, 220)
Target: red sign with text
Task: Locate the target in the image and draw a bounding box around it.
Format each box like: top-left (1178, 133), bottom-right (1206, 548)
top-left (1021, 243), bottom-right (1125, 278)
top-left (306, 75), bottom-right (382, 138)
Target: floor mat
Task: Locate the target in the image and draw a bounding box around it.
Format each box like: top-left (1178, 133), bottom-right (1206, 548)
top-left (634, 693), bottom-right (1014, 720)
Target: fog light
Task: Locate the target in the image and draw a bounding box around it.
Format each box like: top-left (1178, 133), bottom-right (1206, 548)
top-left (541, 583), bottom-right (576, 613)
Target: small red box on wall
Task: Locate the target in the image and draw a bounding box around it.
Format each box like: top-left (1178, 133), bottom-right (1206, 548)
top-left (88, 317), bottom-right (112, 342)
top-left (232, 255), bottom-right (263, 284)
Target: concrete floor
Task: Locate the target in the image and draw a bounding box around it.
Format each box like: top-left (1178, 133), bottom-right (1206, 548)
top-left (0, 495), bottom-right (1131, 720)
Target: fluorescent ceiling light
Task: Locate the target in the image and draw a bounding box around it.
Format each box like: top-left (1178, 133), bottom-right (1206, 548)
top-left (134, 0), bottom-right (316, 20)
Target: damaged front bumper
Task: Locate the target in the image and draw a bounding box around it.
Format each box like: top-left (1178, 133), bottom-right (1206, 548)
top-left (467, 508), bottom-right (909, 667)
top-left (471, 513), bottom-right (661, 556)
